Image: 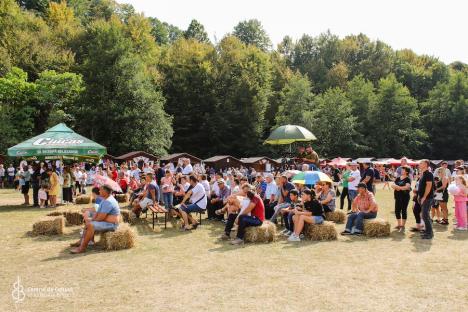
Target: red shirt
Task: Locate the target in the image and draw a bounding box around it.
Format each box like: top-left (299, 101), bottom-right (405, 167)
top-left (111, 170), bottom-right (118, 181)
top-left (250, 195), bottom-right (265, 221)
top-left (119, 179), bottom-right (128, 192)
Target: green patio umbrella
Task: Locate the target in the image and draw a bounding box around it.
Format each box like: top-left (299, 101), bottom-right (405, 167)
top-left (7, 123), bottom-right (106, 162)
top-left (264, 125), bottom-right (316, 145)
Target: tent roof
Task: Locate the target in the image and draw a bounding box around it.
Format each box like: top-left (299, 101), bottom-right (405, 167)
top-left (204, 155), bottom-right (241, 163)
top-left (240, 157), bottom-right (279, 164)
top-left (160, 153), bottom-right (202, 163)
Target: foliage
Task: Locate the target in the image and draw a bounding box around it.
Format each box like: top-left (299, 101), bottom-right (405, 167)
top-left (233, 19), bottom-right (272, 51)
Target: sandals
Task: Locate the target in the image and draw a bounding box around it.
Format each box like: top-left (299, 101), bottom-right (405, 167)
top-left (439, 219), bottom-right (449, 225)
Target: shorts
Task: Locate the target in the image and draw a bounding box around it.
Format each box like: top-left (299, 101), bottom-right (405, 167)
top-left (21, 182), bottom-right (30, 194)
top-left (139, 198), bottom-right (153, 209)
top-left (91, 221), bottom-right (118, 232)
top-left (313, 216), bottom-right (324, 224)
top-left (181, 203), bottom-right (206, 214)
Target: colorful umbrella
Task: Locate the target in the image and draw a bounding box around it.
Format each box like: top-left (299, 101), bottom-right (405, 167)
top-left (93, 174), bottom-right (122, 192)
top-left (284, 169), bottom-right (301, 178)
top-left (291, 171), bottom-right (332, 185)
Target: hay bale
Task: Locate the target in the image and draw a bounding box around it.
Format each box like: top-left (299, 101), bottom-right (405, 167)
top-left (63, 211), bottom-right (84, 226)
top-left (75, 195), bottom-right (91, 204)
top-left (46, 211), bottom-right (63, 217)
top-left (325, 210), bottom-right (346, 224)
top-left (115, 194), bottom-right (128, 203)
top-left (244, 221), bottom-right (276, 243)
top-left (304, 221), bottom-right (337, 241)
top-left (363, 218), bottom-right (390, 237)
top-left (99, 223), bottom-right (136, 250)
top-left (32, 216), bottom-right (65, 235)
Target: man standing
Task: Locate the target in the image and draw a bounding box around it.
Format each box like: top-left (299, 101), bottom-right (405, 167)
top-left (263, 174), bottom-right (278, 219)
top-left (182, 158), bottom-right (193, 175)
top-left (347, 162), bottom-right (361, 205)
top-left (0, 164), bottom-right (4, 188)
top-left (31, 163), bottom-right (42, 207)
top-left (302, 146), bottom-right (319, 171)
top-left (7, 164), bottom-right (15, 188)
top-left (360, 162), bottom-right (374, 193)
top-left (418, 159), bottom-right (434, 239)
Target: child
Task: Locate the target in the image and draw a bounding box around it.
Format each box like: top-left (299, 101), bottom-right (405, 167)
top-left (38, 185), bottom-right (48, 209)
top-left (453, 176), bottom-right (467, 231)
top-left (431, 176), bottom-right (442, 223)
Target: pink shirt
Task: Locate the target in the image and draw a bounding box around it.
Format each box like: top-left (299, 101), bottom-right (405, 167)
top-left (161, 176), bottom-right (174, 193)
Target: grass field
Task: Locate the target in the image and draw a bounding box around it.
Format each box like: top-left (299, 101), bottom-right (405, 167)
top-left (0, 187), bottom-right (467, 312)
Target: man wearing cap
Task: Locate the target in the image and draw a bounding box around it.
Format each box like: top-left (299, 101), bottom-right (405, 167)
top-left (341, 183), bottom-right (378, 235)
top-left (263, 173), bottom-right (278, 219)
top-left (346, 162), bottom-right (361, 206)
top-left (208, 178), bottom-right (231, 221)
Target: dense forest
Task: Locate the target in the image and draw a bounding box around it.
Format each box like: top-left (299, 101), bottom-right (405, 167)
top-left (0, 0), bottom-right (467, 159)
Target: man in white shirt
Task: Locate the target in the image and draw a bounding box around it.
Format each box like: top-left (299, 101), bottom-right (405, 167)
top-left (347, 162), bottom-right (361, 205)
top-left (179, 176), bottom-right (207, 230)
top-left (130, 165), bottom-right (141, 180)
top-left (264, 173), bottom-right (278, 218)
top-left (182, 158), bottom-right (193, 175)
top-left (7, 164), bottom-right (15, 187)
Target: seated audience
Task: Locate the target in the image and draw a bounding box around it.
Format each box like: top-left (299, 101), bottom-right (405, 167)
top-left (341, 183), bottom-right (378, 235)
top-left (179, 175), bottom-right (207, 230)
top-left (230, 189), bottom-right (265, 245)
top-left (288, 189), bottom-right (324, 242)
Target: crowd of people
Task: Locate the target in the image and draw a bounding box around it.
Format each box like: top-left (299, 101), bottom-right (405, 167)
top-left (1, 151), bottom-right (467, 250)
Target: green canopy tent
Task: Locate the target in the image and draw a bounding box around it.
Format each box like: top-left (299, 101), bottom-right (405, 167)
top-left (7, 123), bottom-right (106, 163)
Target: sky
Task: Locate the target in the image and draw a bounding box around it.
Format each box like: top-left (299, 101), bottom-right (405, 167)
top-left (118, 0), bottom-right (467, 64)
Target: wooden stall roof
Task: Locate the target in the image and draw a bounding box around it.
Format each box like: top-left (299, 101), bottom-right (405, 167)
top-left (160, 153), bottom-right (202, 164)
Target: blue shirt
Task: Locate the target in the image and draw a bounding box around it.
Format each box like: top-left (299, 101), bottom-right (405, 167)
top-left (95, 196), bottom-right (104, 205)
top-left (99, 196), bottom-right (120, 216)
top-left (146, 181), bottom-right (160, 201)
top-left (282, 182), bottom-right (296, 203)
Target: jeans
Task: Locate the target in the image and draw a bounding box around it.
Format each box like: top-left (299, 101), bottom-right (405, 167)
top-left (237, 215), bottom-right (262, 239)
top-left (413, 200), bottom-right (421, 224)
top-left (345, 211), bottom-right (377, 233)
top-left (348, 190), bottom-right (357, 203)
top-left (421, 197), bottom-right (433, 237)
top-left (282, 211), bottom-right (295, 231)
top-left (269, 203), bottom-right (290, 222)
top-left (340, 187), bottom-right (351, 210)
top-left (162, 192), bottom-right (173, 210)
top-left (224, 213), bottom-right (238, 235)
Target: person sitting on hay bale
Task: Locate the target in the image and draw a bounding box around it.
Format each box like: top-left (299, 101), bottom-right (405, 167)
top-left (80, 187), bottom-right (104, 237)
top-left (288, 189), bottom-right (324, 242)
top-left (279, 189), bottom-right (301, 237)
top-left (218, 183), bottom-right (251, 240)
top-left (317, 181), bottom-right (336, 213)
top-left (269, 175), bottom-right (296, 223)
top-left (178, 175), bottom-right (207, 231)
top-left (341, 183), bottom-right (378, 236)
top-left (131, 174), bottom-right (159, 218)
top-left (70, 185), bottom-right (120, 254)
top-left (230, 189), bottom-right (265, 245)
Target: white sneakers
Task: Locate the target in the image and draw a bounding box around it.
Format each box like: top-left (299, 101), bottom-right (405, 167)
top-left (287, 234), bottom-right (301, 242)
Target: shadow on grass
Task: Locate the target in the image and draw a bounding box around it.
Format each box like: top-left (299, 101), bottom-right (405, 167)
top-left (409, 234), bottom-right (432, 252)
top-left (447, 230), bottom-right (468, 241)
top-left (41, 244), bottom-right (110, 261)
top-left (24, 227), bottom-right (82, 242)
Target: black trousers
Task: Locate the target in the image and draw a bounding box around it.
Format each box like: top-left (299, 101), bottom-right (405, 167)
top-left (340, 187), bottom-right (351, 210)
top-left (224, 213), bottom-right (238, 235)
top-left (395, 194), bottom-right (410, 219)
top-left (413, 199), bottom-right (422, 224)
top-left (208, 200), bottom-right (224, 220)
top-left (32, 183), bottom-right (40, 206)
top-left (263, 200), bottom-right (277, 219)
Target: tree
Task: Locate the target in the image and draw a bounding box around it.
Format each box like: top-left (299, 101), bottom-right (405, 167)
top-left (159, 39), bottom-right (217, 157)
top-left (302, 88), bottom-right (358, 157)
top-left (346, 75), bottom-right (376, 152)
top-left (394, 49), bottom-right (449, 100)
top-left (76, 17), bottom-right (172, 155)
top-left (421, 73), bottom-right (468, 159)
top-left (184, 19), bottom-right (209, 43)
top-left (233, 19), bottom-right (271, 51)
top-left (274, 73), bottom-right (313, 127)
top-left (0, 67), bottom-right (36, 152)
top-left (213, 36), bottom-right (272, 156)
top-left (368, 74), bottom-right (426, 157)
top-left (34, 70), bottom-right (84, 132)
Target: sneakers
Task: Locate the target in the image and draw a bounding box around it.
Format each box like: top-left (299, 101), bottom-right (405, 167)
top-left (282, 230), bottom-right (292, 237)
top-left (230, 238), bottom-right (244, 245)
top-left (287, 234), bottom-right (301, 242)
top-left (341, 230), bottom-right (352, 235)
top-left (280, 229), bottom-right (289, 234)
